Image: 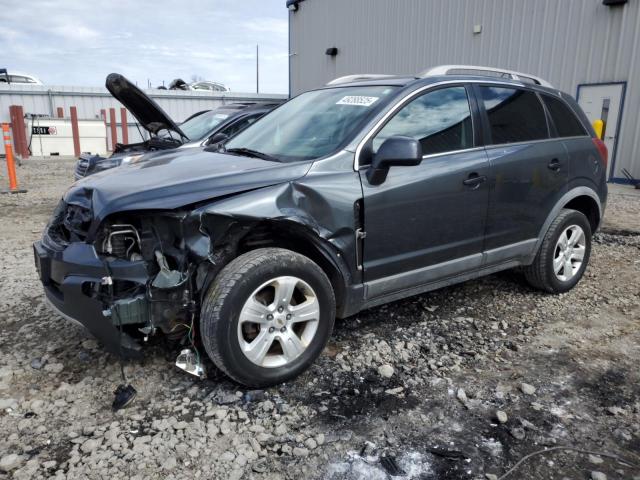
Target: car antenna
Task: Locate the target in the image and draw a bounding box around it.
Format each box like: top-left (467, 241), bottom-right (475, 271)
top-left (101, 261), bottom-right (137, 411)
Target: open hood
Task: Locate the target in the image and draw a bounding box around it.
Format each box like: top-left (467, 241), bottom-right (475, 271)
top-left (105, 73), bottom-right (187, 139)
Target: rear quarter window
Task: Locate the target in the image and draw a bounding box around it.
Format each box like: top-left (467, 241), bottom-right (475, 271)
top-left (542, 95), bottom-right (588, 137)
top-left (480, 87), bottom-right (549, 144)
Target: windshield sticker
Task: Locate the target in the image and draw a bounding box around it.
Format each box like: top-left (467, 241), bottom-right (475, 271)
top-left (336, 95), bottom-right (379, 107)
top-left (214, 114), bottom-right (230, 119)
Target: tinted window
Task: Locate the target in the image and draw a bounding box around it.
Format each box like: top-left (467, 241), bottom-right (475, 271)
top-left (220, 114), bottom-right (262, 138)
top-left (373, 86), bottom-right (473, 155)
top-left (178, 110), bottom-right (230, 140)
top-left (542, 95), bottom-right (587, 137)
top-left (480, 87), bottom-right (548, 144)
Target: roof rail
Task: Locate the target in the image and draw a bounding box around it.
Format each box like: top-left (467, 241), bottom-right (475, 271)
top-left (419, 65), bottom-right (554, 88)
top-left (326, 74), bottom-right (398, 86)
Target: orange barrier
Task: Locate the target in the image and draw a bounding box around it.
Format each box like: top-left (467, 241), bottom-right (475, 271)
top-left (1, 123), bottom-right (26, 194)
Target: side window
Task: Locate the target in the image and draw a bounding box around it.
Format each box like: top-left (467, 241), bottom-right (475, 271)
top-left (542, 95), bottom-right (588, 137)
top-left (219, 114), bottom-right (261, 138)
top-left (479, 87), bottom-right (548, 144)
top-left (372, 86), bottom-right (473, 156)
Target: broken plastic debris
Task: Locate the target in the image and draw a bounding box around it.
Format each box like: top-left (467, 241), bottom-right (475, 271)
top-left (112, 384), bottom-right (137, 411)
top-left (152, 250), bottom-right (183, 288)
top-left (175, 349), bottom-right (205, 379)
top-left (380, 456), bottom-right (406, 476)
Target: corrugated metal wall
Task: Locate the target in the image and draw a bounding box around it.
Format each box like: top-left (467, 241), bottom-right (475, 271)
top-left (289, 0), bottom-right (640, 180)
top-left (0, 84), bottom-right (286, 150)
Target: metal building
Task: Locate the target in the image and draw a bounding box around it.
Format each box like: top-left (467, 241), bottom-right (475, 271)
top-left (287, 0), bottom-right (640, 182)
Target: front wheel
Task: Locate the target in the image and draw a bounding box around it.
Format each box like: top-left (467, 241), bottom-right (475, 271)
top-left (200, 248), bottom-right (335, 387)
top-left (524, 208), bottom-right (592, 293)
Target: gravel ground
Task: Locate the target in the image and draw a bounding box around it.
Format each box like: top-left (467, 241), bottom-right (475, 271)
top-left (1, 159), bottom-right (639, 480)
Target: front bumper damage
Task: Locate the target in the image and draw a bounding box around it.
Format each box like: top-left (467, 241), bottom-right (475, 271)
top-left (33, 197), bottom-right (214, 362)
top-left (34, 240), bottom-right (148, 357)
top-left (35, 165), bottom-right (360, 362)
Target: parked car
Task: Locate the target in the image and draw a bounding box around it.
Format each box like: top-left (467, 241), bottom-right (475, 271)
top-left (0, 68), bottom-right (43, 85)
top-left (190, 81), bottom-right (229, 92)
top-left (159, 79), bottom-right (229, 92)
top-left (35, 65), bottom-right (607, 388)
top-left (75, 73), bottom-right (281, 179)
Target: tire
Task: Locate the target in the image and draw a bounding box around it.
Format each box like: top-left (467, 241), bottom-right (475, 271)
top-left (200, 248), bottom-right (335, 387)
top-left (524, 208), bottom-right (592, 293)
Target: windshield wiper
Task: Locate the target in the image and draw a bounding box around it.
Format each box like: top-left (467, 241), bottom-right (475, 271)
top-left (225, 147), bottom-right (281, 162)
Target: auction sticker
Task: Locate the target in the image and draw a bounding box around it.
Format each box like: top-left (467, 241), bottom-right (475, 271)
top-left (336, 96), bottom-right (379, 107)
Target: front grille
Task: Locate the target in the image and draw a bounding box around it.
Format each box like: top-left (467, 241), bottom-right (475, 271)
top-left (45, 200), bottom-right (93, 248)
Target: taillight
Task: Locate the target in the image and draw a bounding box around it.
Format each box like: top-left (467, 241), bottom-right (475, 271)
top-left (592, 138), bottom-right (608, 170)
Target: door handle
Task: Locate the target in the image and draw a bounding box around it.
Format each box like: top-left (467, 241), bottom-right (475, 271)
top-left (548, 158), bottom-right (561, 171)
top-left (463, 173), bottom-right (487, 188)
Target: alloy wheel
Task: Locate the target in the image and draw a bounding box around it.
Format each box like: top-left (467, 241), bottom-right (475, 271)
top-left (553, 224), bottom-right (586, 282)
top-left (237, 276), bottom-right (320, 368)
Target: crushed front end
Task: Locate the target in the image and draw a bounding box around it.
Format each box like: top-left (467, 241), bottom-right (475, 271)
top-left (34, 197), bottom-right (204, 358)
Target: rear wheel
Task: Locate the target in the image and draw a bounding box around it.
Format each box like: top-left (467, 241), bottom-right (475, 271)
top-left (524, 208), bottom-right (592, 293)
top-left (200, 248), bottom-right (335, 387)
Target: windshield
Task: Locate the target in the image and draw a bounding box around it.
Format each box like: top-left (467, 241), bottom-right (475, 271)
top-left (225, 86), bottom-right (398, 162)
top-left (177, 110), bottom-right (231, 140)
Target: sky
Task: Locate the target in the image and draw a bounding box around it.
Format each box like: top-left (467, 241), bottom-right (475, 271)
top-left (0, 0), bottom-right (289, 93)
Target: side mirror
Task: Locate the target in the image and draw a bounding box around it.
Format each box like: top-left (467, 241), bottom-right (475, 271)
top-left (366, 136), bottom-right (422, 185)
top-left (208, 132), bottom-right (229, 145)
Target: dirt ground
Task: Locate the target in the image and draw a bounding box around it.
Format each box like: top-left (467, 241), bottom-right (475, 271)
top-left (0, 158), bottom-right (639, 480)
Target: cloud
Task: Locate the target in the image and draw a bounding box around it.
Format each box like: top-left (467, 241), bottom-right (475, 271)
top-left (242, 18), bottom-right (288, 36)
top-left (48, 24), bottom-right (99, 41)
top-left (0, 0), bottom-right (289, 94)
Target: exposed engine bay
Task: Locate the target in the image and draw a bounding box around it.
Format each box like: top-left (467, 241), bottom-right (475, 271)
top-left (111, 135), bottom-right (183, 155)
top-left (94, 214), bottom-right (201, 365)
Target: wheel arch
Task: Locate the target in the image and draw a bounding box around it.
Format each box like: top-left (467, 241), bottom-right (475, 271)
top-left (236, 220), bottom-right (350, 318)
top-left (533, 186), bottom-right (603, 258)
top-left (563, 194), bottom-right (601, 233)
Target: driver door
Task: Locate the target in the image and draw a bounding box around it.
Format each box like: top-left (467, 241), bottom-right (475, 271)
top-left (360, 85), bottom-right (490, 297)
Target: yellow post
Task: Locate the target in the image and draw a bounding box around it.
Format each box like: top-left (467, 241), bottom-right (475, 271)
top-left (592, 119), bottom-right (604, 140)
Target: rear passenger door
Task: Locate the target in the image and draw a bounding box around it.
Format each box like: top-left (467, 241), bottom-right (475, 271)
top-left (476, 85), bottom-right (569, 262)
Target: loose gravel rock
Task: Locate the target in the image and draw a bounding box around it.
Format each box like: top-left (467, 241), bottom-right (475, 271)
top-left (495, 410), bottom-right (508, 424)
top-left (0, 454), bottom-right (24, 472)
top-left (377, 364), bottom-right (394, 378)
top-left (1, 160), bottom-right (639, 479)
top-left (520, 383), bottom-right (536, 395)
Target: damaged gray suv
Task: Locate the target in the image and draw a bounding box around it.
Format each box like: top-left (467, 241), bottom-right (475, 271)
top-left (34, 66), bottom-right (608, 387)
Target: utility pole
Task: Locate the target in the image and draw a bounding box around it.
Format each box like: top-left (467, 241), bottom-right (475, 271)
top-left (256, 44), bottom-right (259, 94)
